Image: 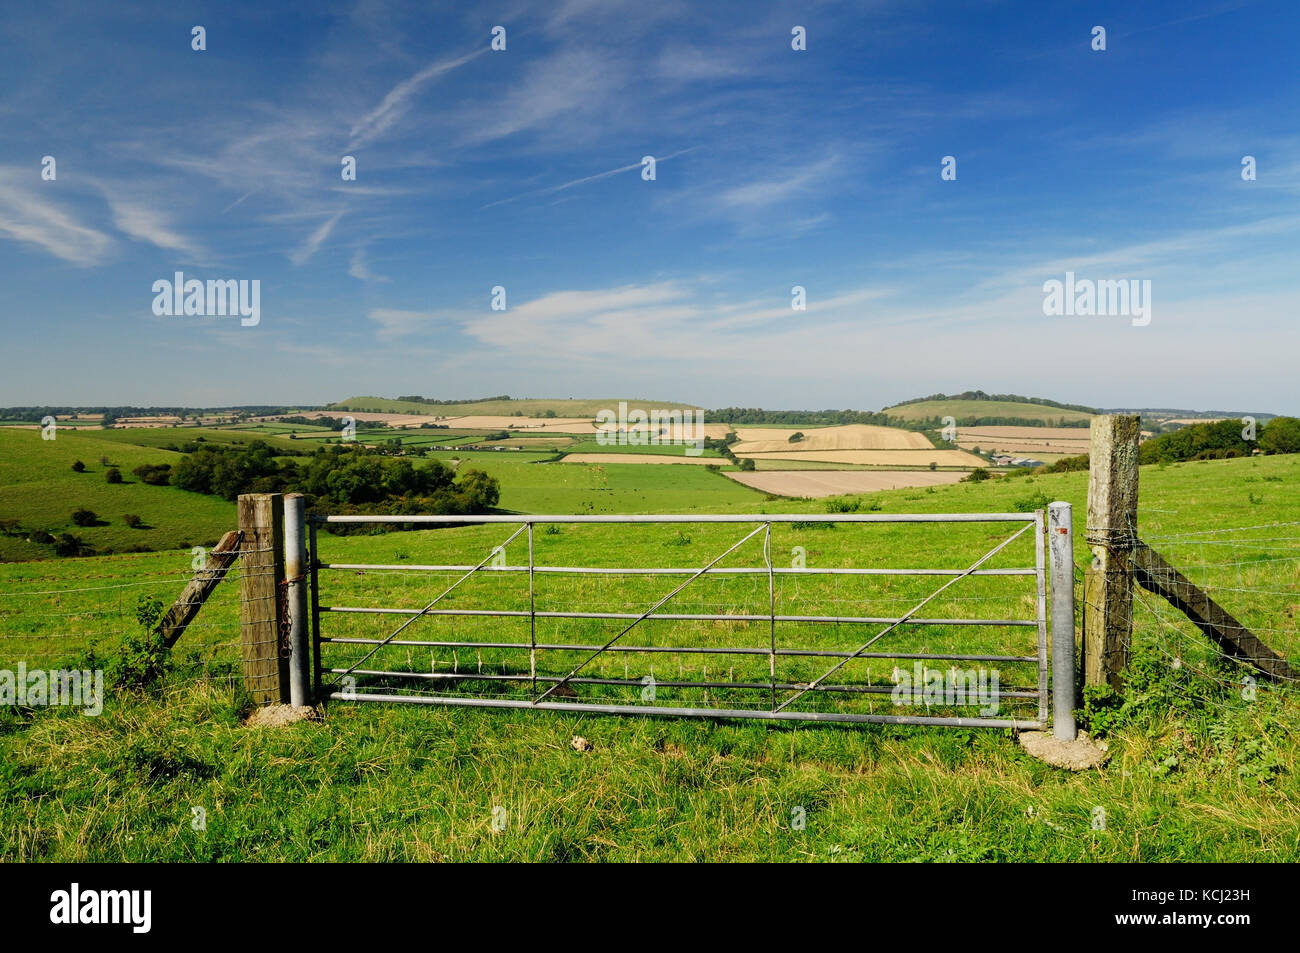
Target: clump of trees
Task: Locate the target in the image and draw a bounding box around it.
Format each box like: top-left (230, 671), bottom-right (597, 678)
top-left (1139, 417), bottom-right (1300, 464)
top-left (132, 463), bottom-right (172, 485)
top-left (166, 441), bottom-right (499, 517)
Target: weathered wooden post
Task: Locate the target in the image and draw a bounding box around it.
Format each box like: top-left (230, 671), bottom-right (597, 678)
top-left (238, 493), bottom-right (287, 704)
top-left (1083, 415), bottom-right (1140, 690)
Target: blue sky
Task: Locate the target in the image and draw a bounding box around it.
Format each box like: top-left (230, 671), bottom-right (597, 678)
top-left (1, 0), bottom-right (1297, 411)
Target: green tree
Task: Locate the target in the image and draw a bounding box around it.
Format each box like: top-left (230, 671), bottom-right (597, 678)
top-left (1259, 417), bottom-right (1300, 455)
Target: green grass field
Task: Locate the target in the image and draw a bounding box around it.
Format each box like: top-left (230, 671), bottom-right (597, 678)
top-left (2, 448), bottom-right (1298, 861)
top-left (0, 429), bottom-right (236, 561)
top-left (560, 439), bottom-right (725, 458)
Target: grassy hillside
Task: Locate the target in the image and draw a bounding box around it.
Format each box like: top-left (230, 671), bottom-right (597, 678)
top-left (0, 429), bottom-right (236, 561)
top-left (329, 396), bottom-right (703, 417)
top-left (886, 398), bottom-right (1093, 425)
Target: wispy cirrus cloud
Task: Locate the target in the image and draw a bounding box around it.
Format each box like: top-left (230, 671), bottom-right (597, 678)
top-left (0, 173), bottom-right (114, 266)
top-left (347, 47), bottom-right (487, 151)
top-left (481, 147), bottom-right (698, 209)
top-left (290, 212), bottom-right (343, 265)
top-left (104, 195), bottom-right (203, 258)
top-left (716, 156), bottom-right (841, 209)
top-left (349, 246), bottom-right (389, 283)
top-left (459, 48), bottom-right (625, 146)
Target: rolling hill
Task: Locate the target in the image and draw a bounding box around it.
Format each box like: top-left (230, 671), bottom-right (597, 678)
top-left (884, 398), bottom-right (1094, 426)
top-left (329, 396), bottom-right (703, 417)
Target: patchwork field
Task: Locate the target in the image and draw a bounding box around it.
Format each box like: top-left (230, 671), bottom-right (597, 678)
top-left (443, 415), bottom-right (597, 432)
top-left (954, 426), bottom-right (1091, 457)
top-left (330, 396), bottom-right (702, 417)
top-left (731, 424), bottom-right (932, 454)
top-left (726, 469), bottom-right (968, 497)
top-left (734, 449), bottom-right (987, 467)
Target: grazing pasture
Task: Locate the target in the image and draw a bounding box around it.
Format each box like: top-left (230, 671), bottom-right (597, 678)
top-left (725, 469), bottom-right (968, 497)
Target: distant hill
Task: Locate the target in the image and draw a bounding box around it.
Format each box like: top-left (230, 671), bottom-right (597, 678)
top-left (1103, 407), bottom-right (1277, 429)
top-left (328, 396), bottom-right (704, 417)
top-left (884, 393), bottom-right (1094, 427)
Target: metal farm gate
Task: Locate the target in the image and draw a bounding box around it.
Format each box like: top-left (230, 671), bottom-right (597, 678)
top-left (302, 510), bottom-right (1079, 733)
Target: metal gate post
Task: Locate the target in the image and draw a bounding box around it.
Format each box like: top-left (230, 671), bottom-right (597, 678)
top-left (284, 494), bottom-right (312, 707)
top-left (1048, 502), bottom-right (1077, 740)
top-left (309, 518), bottom-right (322, 705)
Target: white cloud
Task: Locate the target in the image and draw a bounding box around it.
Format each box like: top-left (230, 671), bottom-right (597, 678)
top-left (105, 196), bottom-right (202, 257)
top-left (0, 175), bottom-right (114, 265)
top-left (348, 48), bottom-right (486, 150)
top-left (290, 212), bottom-right (343, 265)
top-left (348, 247), bottom-right (389, 283)
top-left (717, 156), bottom-right (840, 209)
top-left (368, 307), bottom-right (440, 341)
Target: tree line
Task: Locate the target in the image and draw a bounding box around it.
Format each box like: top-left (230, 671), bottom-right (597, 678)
top-left (1139, 418), bottom-right (1300, 463)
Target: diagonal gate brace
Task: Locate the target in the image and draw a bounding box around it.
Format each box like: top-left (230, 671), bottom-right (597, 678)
top-left (774, 521), bottom-right (1035, 713)
top-left (330, 523), bottom-right (530, 689)
top-left (534, 522), bottom-right (769, 703)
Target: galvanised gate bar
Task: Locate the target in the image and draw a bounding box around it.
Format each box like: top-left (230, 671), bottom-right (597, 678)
top-left (302, 509), bottom-right (1078, 735)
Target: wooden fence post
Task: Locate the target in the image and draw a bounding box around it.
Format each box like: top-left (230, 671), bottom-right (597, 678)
top-left (1083, 414), bottom-right (1141, 690)
top-left (238, 493), bottom-right (287, 704)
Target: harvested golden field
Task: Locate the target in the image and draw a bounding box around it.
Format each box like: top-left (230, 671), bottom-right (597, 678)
top-left (730, 424), bottom-right (931, 454)
top-left (444, 415), bottom-right (597, 432)
top-left (726, 469), bottom-right (967, 497)
top-left (559, 453), bottom-right (722, 465)
top-left (954, 425), bottom-right (1090, 456)
top-left (733, 449), bottom-right (987, 467)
